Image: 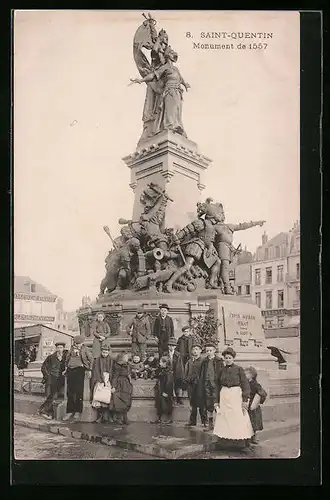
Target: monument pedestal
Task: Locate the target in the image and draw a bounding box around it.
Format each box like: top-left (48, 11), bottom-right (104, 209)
top-left (123, 130), bottom-right (212, 230)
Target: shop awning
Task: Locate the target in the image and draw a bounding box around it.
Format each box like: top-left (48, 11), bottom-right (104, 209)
top-left (14, 332), bottom-right (41, 341)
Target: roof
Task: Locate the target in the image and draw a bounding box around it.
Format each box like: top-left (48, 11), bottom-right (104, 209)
top-left (14, 323), bottom-right (75, 338)
top-left (14, 276), bottom-right (56, 296)
top-left (257, 232), bottom-right (289, 251)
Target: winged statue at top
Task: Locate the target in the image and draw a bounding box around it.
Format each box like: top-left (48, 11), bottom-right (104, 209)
top-left (130, 13), bottom-right (191, 144)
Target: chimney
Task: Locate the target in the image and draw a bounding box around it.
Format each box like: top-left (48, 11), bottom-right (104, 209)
top-left (262, 231), bottom-right (268, 245)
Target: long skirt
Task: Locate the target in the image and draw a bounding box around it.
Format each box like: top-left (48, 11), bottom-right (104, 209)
top-left (66, 366), bottom-right (85, 414)
top-left (110, 376), bottom-right (133, 414)
top-left (213, 386), bottom-right (253, 440)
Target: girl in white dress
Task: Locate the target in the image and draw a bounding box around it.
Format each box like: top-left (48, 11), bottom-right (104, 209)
top-left (213, 347), bottom-right (253, 446)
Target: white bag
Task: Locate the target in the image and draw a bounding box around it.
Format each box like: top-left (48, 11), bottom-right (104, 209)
top-left (93, 381), bottom-right (112, 405)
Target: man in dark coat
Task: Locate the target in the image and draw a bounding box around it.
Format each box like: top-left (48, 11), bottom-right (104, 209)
top-left (63, 335), bottom-right (94, 422)
top-left (127, 306), bottom-right (151, 362)
top-left (199, 339), bottom-right (224, 430)
top-left (38, 339), bottom-right (68, 419)
top-left (153, 303), bottom-right (174, 358)
top-left (168, 337), bottom-right (185, 405)
top-left (184, 340), bottom-right (207, 427)
top-left (176, 325), bottom-right (202, 367)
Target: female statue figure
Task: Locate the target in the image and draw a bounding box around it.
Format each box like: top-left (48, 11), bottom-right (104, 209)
top-left (130, 47), bottom-right (191, 137)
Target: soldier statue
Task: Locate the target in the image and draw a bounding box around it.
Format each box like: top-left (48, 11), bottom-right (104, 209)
top-left (214, 206), bottom-right (265, 294)
top-left (165, 200), bottom-right (222, 293)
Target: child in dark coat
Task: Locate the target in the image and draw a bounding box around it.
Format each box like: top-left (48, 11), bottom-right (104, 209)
top-left (245, 366), bottom-right (268, 444)
top-left (151, 356), bottom-right (174, 424)
top-left (129, 354), bottom-right (145, 380)
top-left (142, 353), bottom-right (158, 379)
top-left (110, 352), bottom-right (133, 425)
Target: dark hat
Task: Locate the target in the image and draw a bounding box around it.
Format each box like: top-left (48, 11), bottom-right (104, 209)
top-left (192, 339), bottom-right (202, 349)
top-left (101, 344), bottom-right (111, 351)
top-left (204, 339), bottom-right (218, 348)
top-left (181, 325), bottom-right (190, 332)
top-left (168, 337), bottom-right (177, 346)
top-left (73, 335), bottom-right (85, 345)
top-left (136, 306), bottom-right (145, 313)
top-left (159, 303), bottom-right (169, 310)
top-left (222, 346), bottom-right (236, 358)
top-left (55, 340), bottom-right (66, 347)
top-left (101, 338), bottom-right (111, 351)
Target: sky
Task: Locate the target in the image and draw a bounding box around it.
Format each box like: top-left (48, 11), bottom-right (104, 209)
top-left (14, 10), bottom-right (300, 311)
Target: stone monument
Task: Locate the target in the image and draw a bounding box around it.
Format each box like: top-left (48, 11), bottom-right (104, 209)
top-left (57, 13), bottom-right (299, 423)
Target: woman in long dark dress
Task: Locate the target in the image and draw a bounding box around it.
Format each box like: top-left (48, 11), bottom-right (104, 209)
top-left (245, 366), bottom-right (267, 444)
top-left (110, 352), bottom-right (133, 425)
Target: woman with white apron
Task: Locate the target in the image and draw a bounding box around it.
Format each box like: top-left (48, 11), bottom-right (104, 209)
top-left (213, 347), bottom-right (253, 447)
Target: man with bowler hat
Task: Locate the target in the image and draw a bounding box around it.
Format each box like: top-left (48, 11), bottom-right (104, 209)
top-left (153, 303), bottom-right (174, 358)
top-left (38, 338), bottom-right (69, 419)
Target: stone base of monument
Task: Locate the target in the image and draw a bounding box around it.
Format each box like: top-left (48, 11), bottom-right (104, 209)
top-left (58, 292), bottom-right (300, 424)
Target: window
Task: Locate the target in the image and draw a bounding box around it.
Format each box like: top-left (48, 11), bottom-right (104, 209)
top-left (255, 269), bottom-right (261, 285)
top-left (296, 263), bottom-right (300, 279)
top-left (265, 318), bottom-right (273, 328)
top-left (264, 248), bottom-right (269, 260)
top-left (277, 265), bottom-right (284, 283)
top-left (62, 325), bottom-right (66, 330)
top-left (33, 302), bottom-right (42, 316)
top-left (266, 267), bottom-right (272, 284)
top-left (255, 292), bottom-right (261, 308)
top-left (237, 286), bottom-right (242, 295)
top-left (278, 317), bottom-right (284, 328)
top-left (277, 290), bottom-right (284, 308)
top-left (275, 246), bottom-right (280, 258)
top-left (245, 285), bottom-right (250, 295)
top-left (265, 291), bottom-right (272, 309)
top-left (30, 284), bottom-right (36, 293)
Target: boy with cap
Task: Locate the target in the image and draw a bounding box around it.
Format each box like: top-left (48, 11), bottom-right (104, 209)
top-left (168, 337), bottom-right (185, 405)
top-left (176, 325), bottom-right (202, 367)
top-left (38, 339), bottom-right (68, 419)
top-left (184, 340), bottom-right (207, 427)
top-left (63, 335), bottom-right (94, 422)
top-left (127, 306), bottom-right (151, 362)
top-left (153, 303), bottom-right (174, 358)
top-left (199, 339), bottom-right (224, 430)
top-left (91, 312), bottom-right (111, 359)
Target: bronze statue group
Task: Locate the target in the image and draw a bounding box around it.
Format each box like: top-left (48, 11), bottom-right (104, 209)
top-left (38, 303), bottom-right (267, 451)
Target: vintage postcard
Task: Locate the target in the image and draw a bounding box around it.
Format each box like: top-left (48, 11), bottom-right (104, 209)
top-left (13, 10), bottom-right (303, 465)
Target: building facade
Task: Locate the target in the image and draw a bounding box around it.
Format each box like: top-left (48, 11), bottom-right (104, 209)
top-left (14, 276), bottom-right (71, 332)
top-left (14, 276), bottom-right (58, 328)
top-left (231, 222), bottom-right (300, 363)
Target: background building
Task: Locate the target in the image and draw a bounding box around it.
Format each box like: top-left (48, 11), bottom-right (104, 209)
top-left (231, 222), bottom-right (300, 364)
top-left (14, 276), bottom-right (58, 329)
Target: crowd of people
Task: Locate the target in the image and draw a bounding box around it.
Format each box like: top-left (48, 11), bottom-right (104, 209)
top-left (37, 304), bottom-right (267, 449)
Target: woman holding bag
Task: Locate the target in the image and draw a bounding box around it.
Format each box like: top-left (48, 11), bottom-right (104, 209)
top-left (91, 344), bottom-right (114, 424)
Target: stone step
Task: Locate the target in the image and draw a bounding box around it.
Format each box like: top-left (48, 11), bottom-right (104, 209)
top-left (14, 412), bottom-right (300, 460)
top-left (14, 392), bottom-right (300, 424)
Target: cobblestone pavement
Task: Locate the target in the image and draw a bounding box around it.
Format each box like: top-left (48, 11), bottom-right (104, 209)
top-left (13, 425), bottom-right (161, 460)
top-left (14, 425), bottom-right (299, 460)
